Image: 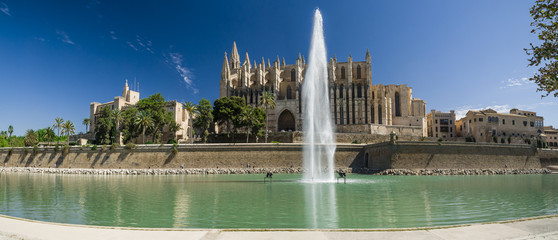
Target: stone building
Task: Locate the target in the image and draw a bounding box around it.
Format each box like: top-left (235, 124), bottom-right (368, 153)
top-left (544, 126), bottom-right (558, 148)
top-left (90, 81), bottom-right (191, 144)
top-left (456, 108), bottom-right (544, 143)
top-left (219, 42), bottom-right (427, 137)
top-left (426, 110), bottom-right (456, 139)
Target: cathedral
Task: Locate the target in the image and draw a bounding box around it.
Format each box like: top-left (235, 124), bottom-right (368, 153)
top-left (220, 42), bottom-right (426, 137)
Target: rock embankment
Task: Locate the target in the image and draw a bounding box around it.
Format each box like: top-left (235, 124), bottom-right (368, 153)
top-left (0, 167), bottom-right (312, 175)
top-left (376, 168), bottom-right (551, 175)
top-left (0, 167), bottom-right (551, 175)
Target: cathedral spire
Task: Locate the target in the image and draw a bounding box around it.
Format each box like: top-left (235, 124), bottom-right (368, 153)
top-left (366, 48), bottom-right (371, 63)
top-left (231, 41), bottom-right (240, 69)
top-left (221, 52), bottom-right (230, 77)
top-left (302, 56), bottom-right (306, 65)
top-left (267, 59), bottom-right (271, 68)
top-left (244, 51), bottom-right (251, 68)
top-left (282, 57), bottom-right (286, 67)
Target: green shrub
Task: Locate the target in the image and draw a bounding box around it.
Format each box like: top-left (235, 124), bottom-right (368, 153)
top-left (101, 145), bottom-right (107, 151)
top-left (352, 139), bottom-right (362, 144)
top-left (23, 147), bottom-right (29, 153)
top-left (420, 137), bottom-right (426, 141)
top-left (125, 143), bottom-right (136, 150)
top-left (91, 145), bottom-right (97, 150)
top-left (172, 147), bottom-right (178, 154)
top-left (167, 139), bottom-right (178, 144)
top-left (437, 138), bottom-right (443, 142)
top-left (507, 137), bottom-right (511, 144)
top-left (33, 145), bottom-right (39, 154)
top-left (110, 143), bottom-right (119, 150)
top-left (54, 145), bottom-right (60, 152)
top-left (501, 138), bottom-right (506, 144)
top-left (7, 148), bottom-right (13, 156)
top-left (271, 141), bottom-right (280, 144)
top-left (146, 141), bottom-right (154, 144)
top-left (493, 136), bottom-right (498, 143)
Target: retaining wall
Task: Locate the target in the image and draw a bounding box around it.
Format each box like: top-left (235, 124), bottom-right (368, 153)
top-left (0, 144), bottom-right (363, 170)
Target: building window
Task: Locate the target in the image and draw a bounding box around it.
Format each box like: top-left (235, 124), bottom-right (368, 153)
top-left (339, 85), bottom-right (344, 98)
top-left (341, 67), bottom-right (346, 79)
top-left (371, 105), bottom-right (375, 124)
top-left (435, 120), bottom-right (438, 124)
top-left (450, 120), bottom-right (453, 124)
top-left (395, 92), bottom-right (401, 117)
top-left (291, 69), bottom-right (296, 82)
top-left (523, 121), bottom-right (528, 126)
top-left (440, 126), bottom-right (448, 132)
top-left (512, 120), bottom-right (515, 125)
top-left (378, 104), bottom-right (382, 124)
top-left (287, 86), bottom-right (292, 99)
top-left (530, 121), bottom-right (534, 127)
top-left (440, 119), bottom-right (449, 125)
top-left (357, 65), bottom-right (361, 79)
top-left (503, 119), bottom-right (505, 125)
top-left (436, 127), bottom-right (438, 132)
top-left (340, 106), bottom-right (344, 124)
top-left (372, 91), bottom-right (375, 100)
top-left (479, 118), bottom-right (483, 122)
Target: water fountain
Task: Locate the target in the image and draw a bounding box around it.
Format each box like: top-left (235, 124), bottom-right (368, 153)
top-left (302, 9), bottom-right (337, 182)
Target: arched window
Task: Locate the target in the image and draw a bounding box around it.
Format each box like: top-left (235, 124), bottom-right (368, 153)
top-left (357, 65), bottom-right (361, 79)
top-left (291, 69), bottom-right (296, 82)
top-left (339, 85), bottom-right (344, 98)
top-left (395, 92), bottom-right (401, 117)
top-left (340, 106), bottom-right (344, 124)
top-left (378, 104), bottom-right (382, 124)
top-left (341, 67), bottom-right (346, 79)
top-left (357, 84), bottom-right (362, 98)
top-left (372, 91), bottom-right (375, 100)
top-left (371, 105), bottom-right (375, 123)
top-left (286, 86), bottom-right (292, 99)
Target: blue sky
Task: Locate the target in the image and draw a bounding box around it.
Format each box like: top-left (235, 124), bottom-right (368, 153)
top-left (1, 0), bottom-right (556, 136)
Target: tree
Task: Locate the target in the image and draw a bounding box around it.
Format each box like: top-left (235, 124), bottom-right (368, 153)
top-left (8, 125), bottom-right (13, 138)
top-left (62, 120), bottom-right (75, 144)
top-left (95, 106), bottom-right (114, 145)
top-left (24, 129), bottom-right (39, 146)
top-left (53, 117), bottom-right (64, 145)
top-left (83, 118), bottom-right (91, 133)
top-left (136, 93), bottom-right (170, 143)
top-left (112, 109), bottom-right (124, 144)
top-left (194, 99), bottom-right (213, 143)
top-left (259, 91), bottom-right (276, 143)
top-left (239, 105), bottom-right (266, 143)
top-left (44, 127), bottom-right (55, 145)
top-left (183, 101), bottom-right (197, 143)
top-left (213, 96), bottom-right (245, 137)
top-left (525, 0), bottom-right (558, 97)
top-left (168, 121), bottom-right (181, 141)
top-left (135, 110), bottom-right (153, 144)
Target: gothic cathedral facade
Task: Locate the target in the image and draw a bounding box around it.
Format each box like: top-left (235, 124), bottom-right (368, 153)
top-left (219, 42), bottom-right (427, 137)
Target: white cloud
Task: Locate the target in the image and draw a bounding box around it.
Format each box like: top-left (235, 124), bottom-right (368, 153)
top-left (500, 77), bottom-right (532, 89)
top-left (0, 2), bottom-right (11, 16)
top-left (109, 31), bottom-right (118, 40)
top-left (168, 52), bottom-right (197, 94)
top-left (56, 30), bottom-right (75, 45)
top-left (126, 41), bottom-right (138, 51)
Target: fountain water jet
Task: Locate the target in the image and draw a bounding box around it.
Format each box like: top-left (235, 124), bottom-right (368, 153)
top-left (302, 9), bottom-right (336, 182)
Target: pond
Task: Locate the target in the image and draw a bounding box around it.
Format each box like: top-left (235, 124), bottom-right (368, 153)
top-left (1, 173), bottom-right (557, 229)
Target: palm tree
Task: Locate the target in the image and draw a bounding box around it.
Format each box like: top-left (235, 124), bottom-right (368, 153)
top-left (44, 127), bottom-right (55, 146)
top-left (61, 120), bottom-right (75, 144)
top-left (24, 129), bottom-right (39, 146)
top-left (183, 101), bottom-right (197, 143)
top-left (239, 106), bottom-right (258, 143)
top-left (8, 125), bottom-right (13, 138)
top-left (135, 111), bottom-right (152, 144)
top-left (82, 118), bottom-right (91, 133)
top-left (259, 91), bottom-right (276, 143)
top-left (53, 117), bottom-right (64, 144)
top-left (111, 109), bottom-right (123, 144)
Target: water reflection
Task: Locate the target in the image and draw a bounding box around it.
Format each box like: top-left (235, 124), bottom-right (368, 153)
top-left (304, 182), bottom-right (338, 228)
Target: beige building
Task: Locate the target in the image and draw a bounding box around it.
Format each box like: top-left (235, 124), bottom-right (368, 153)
top-left (456, 108), bottom-right (544, 143)
top-left (427, 110), bottom-right (456, 139)
top-left (220, 42), bottom-right (427, 137)
top-left (90, 81), bottom-right (191, 144)
top-left (544, 126), bottom-right (558, 148)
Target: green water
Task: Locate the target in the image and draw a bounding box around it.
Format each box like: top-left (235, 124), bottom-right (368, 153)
top-left (0, 173), bottom-right (557, 229)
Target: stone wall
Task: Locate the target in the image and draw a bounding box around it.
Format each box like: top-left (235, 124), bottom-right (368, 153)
top-left (0, 144), bottom-right (363, 170)
top-left (363, 141), bottom-right (546, 170)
